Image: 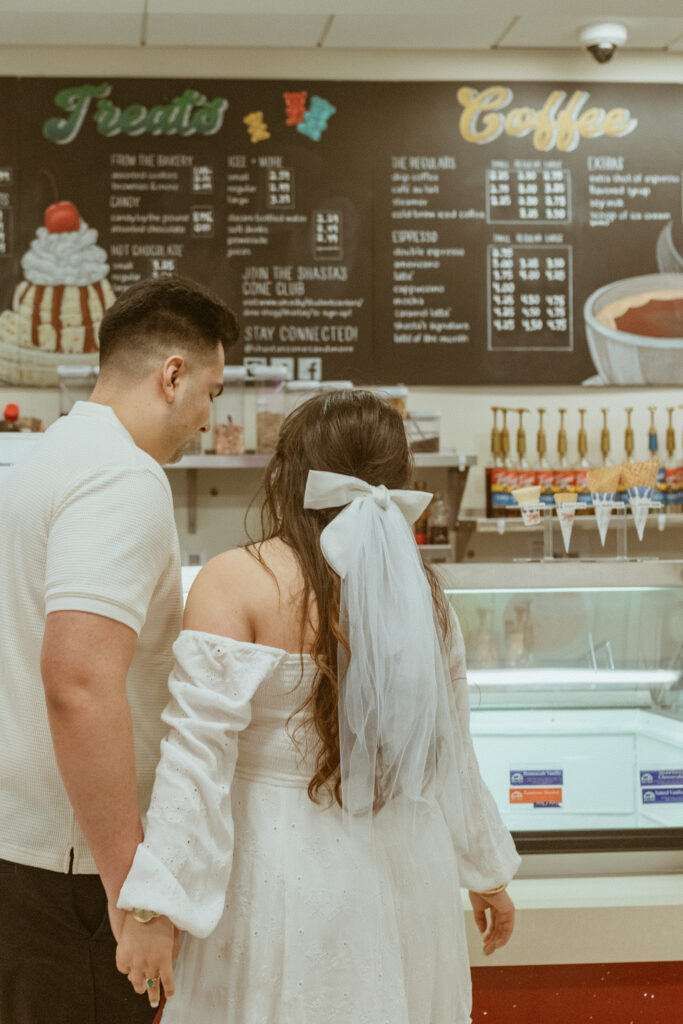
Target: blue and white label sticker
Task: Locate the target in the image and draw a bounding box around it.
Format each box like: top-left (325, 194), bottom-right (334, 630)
top-left (510, 769), bottom-right (563, 786)
top-left (642, 788), bottom-right (683, 804)
top-left (640, 769), bottom-right (683, 786)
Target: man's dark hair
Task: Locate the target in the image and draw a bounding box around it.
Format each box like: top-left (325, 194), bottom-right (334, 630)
top-left (98, 276), bottom-right (239, 373)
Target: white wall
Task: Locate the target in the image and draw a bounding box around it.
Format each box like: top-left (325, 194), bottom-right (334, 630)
top-left (1, 44), bottom-right (682, 556)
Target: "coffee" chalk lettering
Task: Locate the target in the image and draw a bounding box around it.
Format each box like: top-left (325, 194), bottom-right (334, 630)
top-left (457, 86), bottom-right (637, 153)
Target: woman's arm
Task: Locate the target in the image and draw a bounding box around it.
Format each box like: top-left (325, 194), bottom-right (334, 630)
top-left (441, 605), bottom-right (522, 894)
top-left (116, 555), bottom-right (285, 995)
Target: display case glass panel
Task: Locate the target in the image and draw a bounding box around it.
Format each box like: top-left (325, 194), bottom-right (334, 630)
top-left (439, 561), bottom-right (683, 851)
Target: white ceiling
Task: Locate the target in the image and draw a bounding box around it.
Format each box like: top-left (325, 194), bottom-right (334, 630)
top-left (1, 1), bottom-right (682, 51)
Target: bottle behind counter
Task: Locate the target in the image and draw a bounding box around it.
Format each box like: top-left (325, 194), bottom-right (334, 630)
top-left (535, 408), bottom-right (554, 506)
top-left (647, 405), bottom-right (668, 499)
top-left (515, 409), bottom-right (530, 470)
top-left (414, 480), bottom-right (430, 544)
top-left (0, 403), bottom-right (20, 432)
top-left (623, 407), bottom-right (635, 463)
top-left (486, 407), bottom-right (517, 517)
top-left (573, 409), bottom-right (591, 512)
top-left (599, 409), bottom-right (612, 466)
top-left (663, 407), bottom-right (682, 512)
top-left (428, 493), bottom-right (449, 545)
top-left (553, 407), bottom-right (575, 496)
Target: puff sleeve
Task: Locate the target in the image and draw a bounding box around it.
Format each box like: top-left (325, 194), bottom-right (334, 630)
top-left (118, 631), bottom-right (285, 937)
top-left (442, 607), bottom-right (521, 892)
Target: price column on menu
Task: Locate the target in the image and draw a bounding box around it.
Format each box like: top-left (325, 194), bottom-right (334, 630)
top-left (487, 244), bottom-right (573, 351)
top-left (486, 166), bottom-right (571, 225)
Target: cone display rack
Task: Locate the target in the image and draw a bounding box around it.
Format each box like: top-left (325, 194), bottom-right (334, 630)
top-left (514, 496), bottom-right (664, 559)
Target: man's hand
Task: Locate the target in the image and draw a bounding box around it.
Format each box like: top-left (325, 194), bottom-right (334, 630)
top-left (116, 913), bottom-right (176, 1008)
top-left (469, 888), bottom-right (515, 955)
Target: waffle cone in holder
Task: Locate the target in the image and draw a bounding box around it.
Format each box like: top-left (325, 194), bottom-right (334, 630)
top-left (586, 465), bottom-right (621, 494)
top-left (512, 485), bottom-right (541, 506)
top-left (621, 459), bottom-right (659, 490)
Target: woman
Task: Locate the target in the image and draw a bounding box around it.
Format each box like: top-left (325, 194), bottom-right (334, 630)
top-left (116, 390), bottom-right (520, 1023)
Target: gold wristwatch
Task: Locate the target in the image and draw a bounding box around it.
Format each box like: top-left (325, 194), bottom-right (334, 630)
top-left (131, 908), bottom-right (160, 924)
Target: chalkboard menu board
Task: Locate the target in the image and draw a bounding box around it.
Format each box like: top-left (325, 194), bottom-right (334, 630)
top-left (0, 78), bottom-right (681, 388)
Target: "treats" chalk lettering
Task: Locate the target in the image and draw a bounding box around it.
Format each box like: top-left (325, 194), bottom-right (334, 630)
top-left (43, 84), bottom-right (229, 144)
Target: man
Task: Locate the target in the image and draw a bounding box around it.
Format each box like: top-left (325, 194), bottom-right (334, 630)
top-left (0, 275), bottom-right (237, 1022)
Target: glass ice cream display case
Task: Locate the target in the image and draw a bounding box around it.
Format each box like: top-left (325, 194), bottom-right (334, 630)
top-left (439, 560), bottom-right (683, 854)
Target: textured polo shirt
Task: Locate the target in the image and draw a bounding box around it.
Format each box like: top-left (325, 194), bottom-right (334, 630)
top-left (0, 401), bottom-right (182, 873)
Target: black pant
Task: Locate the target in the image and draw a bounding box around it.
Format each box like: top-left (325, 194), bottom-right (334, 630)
top-left (0, 858), bottom-right (157, 1024)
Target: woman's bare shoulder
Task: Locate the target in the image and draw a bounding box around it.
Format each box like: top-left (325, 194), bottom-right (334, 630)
top-left (183, 547), bottom-right (267, 640)
top-left (183, 539), bottom-right (304, 644)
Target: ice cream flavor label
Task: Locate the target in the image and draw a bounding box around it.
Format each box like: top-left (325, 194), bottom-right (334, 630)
top-left (509, 787), bottom-right (562, 805)
top-left (510, 769), bottom-right (563, 786)
top-left (640, 769), bottom-right (683, 786)
top-left (641, 788), bottom-right (683, 804)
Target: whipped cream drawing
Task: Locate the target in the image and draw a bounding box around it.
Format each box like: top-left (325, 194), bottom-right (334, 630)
top-left (22, 221), bottom-right (110, 288)
top-left (0, 201), bottom-right (116, 386)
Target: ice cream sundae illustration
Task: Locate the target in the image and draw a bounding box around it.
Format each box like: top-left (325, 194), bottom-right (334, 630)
top-left (0, 201), bottom-right (115, 386)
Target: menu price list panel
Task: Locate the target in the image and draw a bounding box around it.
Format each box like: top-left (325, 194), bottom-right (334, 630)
top-left (486, 164), bottom-right (571, 225)
top-left (487, 243), bottom-right (572, 351)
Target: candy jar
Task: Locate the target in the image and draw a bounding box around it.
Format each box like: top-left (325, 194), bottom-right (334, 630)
top-left (212, 365), bottom-right (247, 455)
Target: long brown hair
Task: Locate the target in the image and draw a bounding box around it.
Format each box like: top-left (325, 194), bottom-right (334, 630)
top-left (249, 390), bottom-right (451, 806)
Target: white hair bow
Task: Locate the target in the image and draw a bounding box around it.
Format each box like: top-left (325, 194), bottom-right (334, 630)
top-left (303, 470), bottom-right (432, 578)
top-left (302, 468), bottom-right (468, 835)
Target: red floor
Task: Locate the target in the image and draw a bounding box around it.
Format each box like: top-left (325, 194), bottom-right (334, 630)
top-left (153, 962), bottom-right (682, 1022)
top-left (471, 962), bottom-right (683, 1023)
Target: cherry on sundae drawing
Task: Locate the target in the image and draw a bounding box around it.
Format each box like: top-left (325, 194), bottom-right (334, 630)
top-left (0, 201), bottom-right (116, 386)
top-left (44, 201), bottom-right (81, 234)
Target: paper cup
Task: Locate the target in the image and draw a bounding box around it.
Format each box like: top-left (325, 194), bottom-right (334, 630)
top-left (591, 492), bottom-right (615, 546)
top-left (520, 502), bottom-right (543, 526)
top-left (556, 501), bottom-right (579, 553)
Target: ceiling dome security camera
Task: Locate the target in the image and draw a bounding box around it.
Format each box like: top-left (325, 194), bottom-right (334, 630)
top-left (578, 23), bottom-right (628, 63)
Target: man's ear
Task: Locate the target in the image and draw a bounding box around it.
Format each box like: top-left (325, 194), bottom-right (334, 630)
top-left (160, 355), bottom-right (185, 404)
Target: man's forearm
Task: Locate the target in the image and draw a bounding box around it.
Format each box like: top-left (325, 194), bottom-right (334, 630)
top-left (46, 687), bottom-right (143, 901)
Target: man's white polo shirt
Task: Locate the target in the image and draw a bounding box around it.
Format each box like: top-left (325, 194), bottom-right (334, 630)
top-left (0, 401), bottom-right (183, 873)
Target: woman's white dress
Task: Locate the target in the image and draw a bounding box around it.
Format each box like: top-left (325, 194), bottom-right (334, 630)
top-left (119, 613), bottom-right (520, 1024)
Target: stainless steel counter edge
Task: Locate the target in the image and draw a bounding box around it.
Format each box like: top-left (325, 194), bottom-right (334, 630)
top-left (436, 559), bottom-right (683, 590)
